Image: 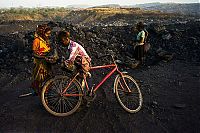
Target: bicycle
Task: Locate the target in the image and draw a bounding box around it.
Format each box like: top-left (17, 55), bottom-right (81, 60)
top-left (41, 55), bottom-right (143, 116)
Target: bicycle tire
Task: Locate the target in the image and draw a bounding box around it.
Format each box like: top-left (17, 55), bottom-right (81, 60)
top-left (41, 75), bottom-right (83, 116)
top-left (114, 74), bottom-right (142, 113)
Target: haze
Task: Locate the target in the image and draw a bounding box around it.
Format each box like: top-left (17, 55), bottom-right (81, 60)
top-left (0, 0), bottom-right (199, 8)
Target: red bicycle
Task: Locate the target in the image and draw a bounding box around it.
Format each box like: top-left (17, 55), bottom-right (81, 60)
top-left (41, 55), bottom-right (143, 116)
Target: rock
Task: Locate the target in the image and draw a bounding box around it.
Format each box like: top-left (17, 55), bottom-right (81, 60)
top-left (178, 81), bottom-right (183, 86)
top-left (153, 101), bottom-right (158, 105)
top-left (10, 31), bottom-right (19, 34)
top-left (188, 37), bottom-right (198, 45)
top-left (23, 56), bottom-right (29, 62)
top-left (85, 32), bottom-right (96, 38)
top-left (3, 47), bottom-right (8, 53)
top-left (156, 48), bottom-right (167, 57)
top-left (47, 21), bottom-right (58, 28)
top-left (148, 23), bottom-right (166, 34)
top-left (156, 48), bottom-right (174, 62)
top-left (193, 73), bottom-right (200, 77)
top-left (173, 103), bottom-right (186, 109)
top-left (110, 36), bottom-right (117, 42)
top-left (163, 54), bottom-right (174, 62)
top-left (100, 39), bottom-right (108, 46)
top-left (129, 62), bottom-right (140, 69)
top-left (115, 60), bottom-right (123, 64)
top-left (162, 33), bottom-right (172, 40)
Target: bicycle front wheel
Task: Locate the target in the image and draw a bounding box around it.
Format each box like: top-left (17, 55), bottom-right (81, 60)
top-left (114, 74), bottom-right (142, 113)
top-left (41, 76), bottom-right (83, 117)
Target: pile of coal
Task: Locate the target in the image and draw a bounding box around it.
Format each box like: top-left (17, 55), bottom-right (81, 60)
top-left (0, 20), bottom-right (199, 75)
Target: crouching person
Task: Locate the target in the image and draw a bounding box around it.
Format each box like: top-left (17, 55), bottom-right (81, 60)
top-left (56, 31), bottom-right (91, 77)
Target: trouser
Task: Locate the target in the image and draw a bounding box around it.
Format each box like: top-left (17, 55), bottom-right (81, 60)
top-left (134, 45), bottom-right (144, 63)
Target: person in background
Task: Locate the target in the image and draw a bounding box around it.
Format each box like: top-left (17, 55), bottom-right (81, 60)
top-left (134, 22), bottom-right (148, 66)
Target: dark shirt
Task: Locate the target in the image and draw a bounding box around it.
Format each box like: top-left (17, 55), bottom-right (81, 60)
top-left (57, 45), bottom-right (70, 61)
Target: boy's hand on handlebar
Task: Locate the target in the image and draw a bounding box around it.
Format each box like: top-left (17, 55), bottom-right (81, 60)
top-left (64, 60), bottom-right (74, 71)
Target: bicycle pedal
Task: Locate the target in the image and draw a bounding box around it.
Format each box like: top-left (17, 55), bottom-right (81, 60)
top-left (84, 94), bottom-right (96, 102)
top-left (86, 101), bottom-right (91, 107)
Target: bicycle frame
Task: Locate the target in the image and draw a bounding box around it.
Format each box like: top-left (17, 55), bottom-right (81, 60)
top-left (87, 64), bottom-right (120, 92)
top-left (62, 54), bottom-right (132, 96)
top-left (62, 63), bottom-right (124, 95)
top-left (90, 64), bottom-right (131, 93)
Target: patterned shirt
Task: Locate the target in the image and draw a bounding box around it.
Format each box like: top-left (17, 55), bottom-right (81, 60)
top-left (67, 40), bottom-right (91, 62)
top-left (32, 33), bottom-right (51, 56)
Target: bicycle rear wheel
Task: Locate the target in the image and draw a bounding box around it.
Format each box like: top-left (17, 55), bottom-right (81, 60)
top-left (41, 76), bottom-right (83, 116)
top-left (114, 74), bottom-right (142, 113)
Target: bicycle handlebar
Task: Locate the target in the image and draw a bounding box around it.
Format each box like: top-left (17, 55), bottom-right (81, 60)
top-left (97, 54), bottom-right (110, 59)
top-left (97, 54), bottom-right (116, 65)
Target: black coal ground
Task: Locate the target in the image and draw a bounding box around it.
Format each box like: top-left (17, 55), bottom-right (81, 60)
top-left (0, 20), bottom-right (200, 133)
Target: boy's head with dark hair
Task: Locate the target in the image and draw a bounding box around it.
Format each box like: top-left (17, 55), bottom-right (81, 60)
top-left (57, 31), bottom-right (70, 46)
top-left (136, 22), bottom-right (144, 31)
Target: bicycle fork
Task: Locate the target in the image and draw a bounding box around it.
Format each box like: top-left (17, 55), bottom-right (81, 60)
top-left (115, 73), bottom-right (131, 93)
top-left (121, 76), bottom-right (131, 93)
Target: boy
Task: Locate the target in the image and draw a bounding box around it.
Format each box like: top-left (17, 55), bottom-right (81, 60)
top-left (57, 31), bottom-right (91, 75)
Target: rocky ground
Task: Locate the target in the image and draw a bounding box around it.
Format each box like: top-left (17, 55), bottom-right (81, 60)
top-left (0, 19), bottom-right (200, 133)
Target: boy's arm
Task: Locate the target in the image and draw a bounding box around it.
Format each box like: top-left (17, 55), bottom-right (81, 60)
top-left (68, 43), bottom-right (78, 62)
top-left (144, 29), bottom-right (148, 43)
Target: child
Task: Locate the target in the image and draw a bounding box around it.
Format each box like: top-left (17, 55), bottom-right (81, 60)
top-left (57, 31), bottom-right (91, 75)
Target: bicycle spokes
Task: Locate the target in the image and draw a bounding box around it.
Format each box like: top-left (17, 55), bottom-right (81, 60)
top-left (45, 84), bottom-right (79, 113)
top-left (42, 76), bottom-right (83, 116)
